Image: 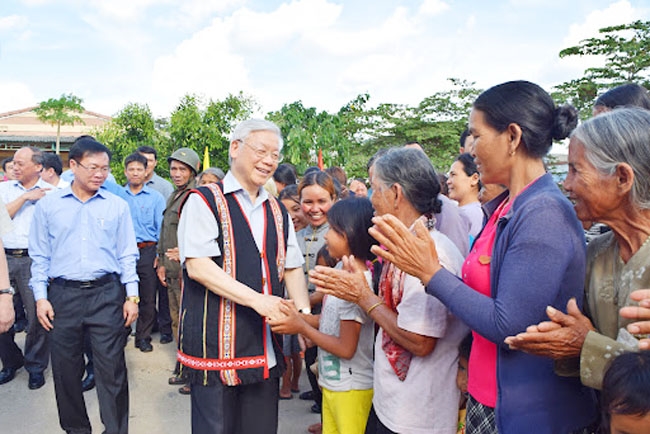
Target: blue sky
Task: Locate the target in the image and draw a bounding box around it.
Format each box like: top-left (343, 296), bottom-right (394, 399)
top-left (1, 0), bottom-right (648, 118)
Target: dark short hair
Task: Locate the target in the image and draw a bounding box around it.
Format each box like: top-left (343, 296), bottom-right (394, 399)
top-left (316, 245), bottom-right (338, 268)
top-left (458, 333), bottom-right (473, 360)
top-left (42, 153), bottom-right (63, 176)
top-left (327, 197), bottom-right (377, 262)
top-left (303, 166), bottom-right (321, 176)
top-left (454, 152), bottom-right (482, 191)
top-left (273, 163), bottom-right (297, 185)
top-left (124, 152), bottom-right (148, 169)
top-left (602, 351), bottom-right (650, 428)
top-left (595, 83), bottom-right (650, 111)
top-left (136, 146), bottom-right (158, 160)
top-left (459, 128), bottom-right (470, 147)
top-left (367, 148), bottom-right (389, 172)
top-left (473, 80), bottom-right (578, 158)
top-left (69, 137), bottom-right (111, 162)
top-left (1, 157), bottom-right (13, 171)
top-left (325, 166), bottom-right (347, 187)
top-left (278, 184), bottom-right (299, 203)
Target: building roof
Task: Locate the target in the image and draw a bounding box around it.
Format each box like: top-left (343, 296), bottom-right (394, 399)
top-left (0, 106), bottom-right (111, 139)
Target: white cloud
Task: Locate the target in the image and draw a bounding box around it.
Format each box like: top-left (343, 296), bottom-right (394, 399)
top-left (88, 0), bottom-right (170, 21)
top-left (0, 14), bottom-right (28, 30)
top-left (19, 0), bottom-right (53, 5)
top-left (149, 0), bottom-right (348, 114)
top-left (562, 0), bottom-right (638, 47)
top-left (418, 0), bottom-right (450, 16)
top-left (0, 82), bottom-right (35, 113)
top-left (554, 0), bottom-right (643, 78)
top-left (150, 18), bottom-right (251, 115)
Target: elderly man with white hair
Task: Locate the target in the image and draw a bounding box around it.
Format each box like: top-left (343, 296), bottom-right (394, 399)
top-left (176, 119), bottom-right (310, 434)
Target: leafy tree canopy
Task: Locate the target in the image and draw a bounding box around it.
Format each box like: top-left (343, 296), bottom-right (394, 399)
top-left (555, 20), bottom-right (650, 118)
top-left (34, 93), bottom-right (85, 154)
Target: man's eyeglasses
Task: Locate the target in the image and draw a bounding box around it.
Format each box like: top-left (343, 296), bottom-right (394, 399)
top-left (76, 161), bottom-right (111, 175)
top-left (240, 140), bottom-right (283, 163)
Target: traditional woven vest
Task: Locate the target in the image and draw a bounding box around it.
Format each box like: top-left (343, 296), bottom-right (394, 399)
top-left (177, 183), bottom-right (289, 386)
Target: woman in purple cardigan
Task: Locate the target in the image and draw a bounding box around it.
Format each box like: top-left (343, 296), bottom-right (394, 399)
top-left (312, 81), bottom-right (598, 433)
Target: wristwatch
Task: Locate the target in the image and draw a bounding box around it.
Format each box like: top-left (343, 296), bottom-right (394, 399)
top-left (125, 296), bottom-right (140, 304)
top-left (299, 307), bottom-right (312, 314)
top-left (0, 287), bottom-right (15, 296)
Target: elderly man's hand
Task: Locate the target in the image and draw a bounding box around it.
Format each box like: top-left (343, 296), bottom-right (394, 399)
top-left (268, 300), bottom-right (305, 335)
top-left (252, 294), bottom-right (287, 321)
top-left (620, 289), bottom-right (650, 350)
top-left (0, 295), bottom-right (15, 333)
top-left (369, 214), bottom-right (441, 285)
top-left (504, 298), bottom-right (595, 359)
top-left (311, 256), bottom-right (373, 305)
top-left (22, 188), bottom-right (49, 202)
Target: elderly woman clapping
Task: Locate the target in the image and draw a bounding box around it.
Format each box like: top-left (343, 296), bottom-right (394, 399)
top-left (312, 147), bottom-right (467, 433)
top-left (332, 81), bottom-right (598, 434)
top-left (506, 107), bottom-right (650, 389)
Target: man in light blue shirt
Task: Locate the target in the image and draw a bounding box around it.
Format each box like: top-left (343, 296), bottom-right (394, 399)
top-left (0, 146), bottom-right (55, 390)
top-left (137, 146), bottom-right (174, 201)
top-left (122, 152), bottom-right (165, 353)
top-left (30, 137), bottom-right (139, 434)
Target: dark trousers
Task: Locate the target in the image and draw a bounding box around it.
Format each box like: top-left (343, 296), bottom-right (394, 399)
top-left (135, 244), bottom-right (157, 342)
top-left (2, 255), bottom-right (49, 374)
top-left (304, 346), bottom-right (322, 405)
top-left (49, 276), bottom-right (129, 434)
top-left (365, 406), bottom-right (397, 434)
top-left (0, 326), bottom-right (24, 369)
top-left (191, 377), bottom-right (280, 434)
top-left (156, 279), bottom-right (172, 336)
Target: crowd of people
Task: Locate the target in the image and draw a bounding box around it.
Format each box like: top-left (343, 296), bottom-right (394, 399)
top-left (1, 80), bottom-right (650, 434)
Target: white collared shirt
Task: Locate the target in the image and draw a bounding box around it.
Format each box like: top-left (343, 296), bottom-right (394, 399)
top-left (178, 171), bottom-right (303, 368)
top-left (0, 178), bottom-right (57, 248)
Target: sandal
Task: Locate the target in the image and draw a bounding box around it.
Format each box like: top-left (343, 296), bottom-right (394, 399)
top-left (179, 384), bottom-right (191, 395)
top-left (168, 375), bottom-right (187, 385)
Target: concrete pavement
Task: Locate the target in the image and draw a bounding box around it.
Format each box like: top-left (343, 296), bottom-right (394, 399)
top-left (1, 332), bottom-right (320, 434)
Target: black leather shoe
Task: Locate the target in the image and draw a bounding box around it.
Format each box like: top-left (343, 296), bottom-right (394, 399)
top-left (138, 340), bottom-right (153, 352)
top-left (13, 319), bottom-right (28, 333)
top-left (311, 402), bottom-right (322, 414)
top-left (28, 372), bottom-right (45, 390)
top-left (81, 373), bottom-right (95, 392)
top-left (0, 363), bottom-right (23, 385)
top-left (299, 390), bottom-right (314, 400)
top-left (160, 333), bottom-right (173, 344)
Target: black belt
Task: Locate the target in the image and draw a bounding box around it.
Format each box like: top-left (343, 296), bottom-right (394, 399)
top-left (51, 273), bottom-right (119, 289)
top-left (5, 248), bottom-right (28, 257)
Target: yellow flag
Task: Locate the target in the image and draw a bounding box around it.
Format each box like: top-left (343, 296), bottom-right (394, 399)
top-left (203, 146), bottom-right (209, 170)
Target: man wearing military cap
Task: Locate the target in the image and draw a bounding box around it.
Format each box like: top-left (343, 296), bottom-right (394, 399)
top-left (157, 148), bottom-right (200, 390)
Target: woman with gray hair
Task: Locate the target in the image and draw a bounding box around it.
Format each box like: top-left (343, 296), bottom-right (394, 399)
top-left (314, 147), bottom-right (467, 433)
top-left (506, 107), bottom-right (650, 391)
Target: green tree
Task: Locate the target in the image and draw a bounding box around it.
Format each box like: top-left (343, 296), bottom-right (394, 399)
top-left (361, 79), bottom-right (481, 173)
top-left (267, 101), bottom-right (354, 174)
top-left (167, 92), bottom-right (258, 172)
top-left (554, 20), bottom-right (650, 117)
top-left (34, 93), bottom-right (85, 155)
top-left (94, 102), bottom-right (168, 184)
